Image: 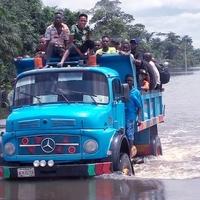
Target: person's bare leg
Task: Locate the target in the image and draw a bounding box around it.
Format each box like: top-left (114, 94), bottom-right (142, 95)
top-left (74, 46), bottom-right (84, 57)
top-left (45, 41), bottom-right (54, 63)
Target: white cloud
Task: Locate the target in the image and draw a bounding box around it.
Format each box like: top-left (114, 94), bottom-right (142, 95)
top-left (42, 0), bottom-right (200, 48)
top-left (135, 12), bottom-right (200, 48)
top-left (42, 0), bottom-right (200, 11)
top-left (121, 0), bottom-right (200, 12)
top-left (42, 0), bottom-right (96, 11)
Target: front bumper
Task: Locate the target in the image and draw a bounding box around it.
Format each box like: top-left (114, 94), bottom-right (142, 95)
top-left (0, 161), bottom-right (112, 179)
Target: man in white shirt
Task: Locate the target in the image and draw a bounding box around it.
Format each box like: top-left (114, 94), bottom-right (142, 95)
top-left (143, 52), bottom-right (160, 89)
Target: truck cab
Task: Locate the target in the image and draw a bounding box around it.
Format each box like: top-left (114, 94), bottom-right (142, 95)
top-left (0, 54), bottom-right (164, 178)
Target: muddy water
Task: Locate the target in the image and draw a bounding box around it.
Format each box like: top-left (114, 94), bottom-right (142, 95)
top-left (1, 72), bottom-right (200, 200)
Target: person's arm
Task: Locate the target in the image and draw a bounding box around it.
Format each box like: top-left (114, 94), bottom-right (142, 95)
top-left (137, 108), bottom-right (142, 126)
top-left (132, 90), bottom-right (143, 124)
top-left (68, 34), bottom-right (74, 44)
top-left (62, 23), bottom-right (70, 49)
top-left (86, 26), bottom-right (92, 40)
top-left (44, 26), bottom-right (52, 51)
top-left (58, 49), bottom-right (69, 67)
top-left (96, 48), bottom-right (103, 55)
top-left (70, 25), bottom-right (76, 43)
top-left (141, 80), bottom-right (149, 91)
top-left (45, 40), bottom-right (50, 51)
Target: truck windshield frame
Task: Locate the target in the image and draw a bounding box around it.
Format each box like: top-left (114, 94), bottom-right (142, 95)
top-left (13, 71), bottom-right (109, 107)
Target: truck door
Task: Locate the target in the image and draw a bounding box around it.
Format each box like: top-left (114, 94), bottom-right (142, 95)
top-left (112, 79), bottom-right (125, 129)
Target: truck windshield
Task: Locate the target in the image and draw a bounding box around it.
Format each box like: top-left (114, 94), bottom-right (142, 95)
top-left (14, 71), bottom-right (109, 107)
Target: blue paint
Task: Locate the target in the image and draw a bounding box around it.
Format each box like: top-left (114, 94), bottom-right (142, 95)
top-left (2, 54), bottom-right (165, 177)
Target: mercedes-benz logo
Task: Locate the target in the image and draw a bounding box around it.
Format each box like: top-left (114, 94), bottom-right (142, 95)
top-left (41, 138), bottom-right (55, 153)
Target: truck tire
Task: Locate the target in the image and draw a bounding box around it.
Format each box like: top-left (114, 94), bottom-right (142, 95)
top-left (152, 136), bottom-right (162, 156)
top-left (0, 157), bottom-right (4, 165)
top-left (118, 153), bottom-right (134, 176)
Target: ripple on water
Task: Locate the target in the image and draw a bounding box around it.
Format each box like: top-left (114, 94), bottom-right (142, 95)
top-left (98, 137), bottom-right (200, 180)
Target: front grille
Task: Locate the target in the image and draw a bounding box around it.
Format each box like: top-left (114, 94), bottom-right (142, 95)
top-left (18, 119), bottom-right (40, 129)
top-left (18, 134), bottom-right (80, 155)
top-left (51, 119), bottom-right (76, 127)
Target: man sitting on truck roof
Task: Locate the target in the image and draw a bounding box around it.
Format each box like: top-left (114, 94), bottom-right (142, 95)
top-left (45, 10), bottom-right (70, 63)
top-left (58, 13), bottom-right (94, 67)
top-left (125, 74), bottom-right (143, 158)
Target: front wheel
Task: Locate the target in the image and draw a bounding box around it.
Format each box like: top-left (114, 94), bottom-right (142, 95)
top-left (118, 153), bottom-right (134, 176)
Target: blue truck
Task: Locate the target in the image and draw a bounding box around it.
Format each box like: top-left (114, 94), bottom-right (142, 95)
top-left (0, 54), bottom-right (164, 178)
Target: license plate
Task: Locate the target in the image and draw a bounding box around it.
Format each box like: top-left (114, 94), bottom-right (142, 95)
top-left (17, 168), bottom-right (35, 177)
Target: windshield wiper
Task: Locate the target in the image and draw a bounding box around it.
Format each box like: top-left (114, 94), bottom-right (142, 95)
top-left (57, 88), bottom-right (70, 103)
top-left (51, 88), bottom-right (70, 103)
top-left (19, 91), bottom-right (41, 104)
top-left (70, 90), bottom-right (98, 104)
top-left (53, 88), bottom-right (97, 104)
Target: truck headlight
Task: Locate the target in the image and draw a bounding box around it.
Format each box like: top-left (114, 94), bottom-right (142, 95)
top-left (83, 140), bottom-right (98, 153)
top-left (4, 142), bottom-right (16, 155)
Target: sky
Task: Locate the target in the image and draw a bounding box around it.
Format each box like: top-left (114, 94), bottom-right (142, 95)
top-left (42, 0), bottom-right (200, 48)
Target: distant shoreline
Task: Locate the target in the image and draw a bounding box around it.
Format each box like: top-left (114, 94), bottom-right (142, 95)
top-left (170, 71), bottom-right (194, 76)
top-left (170, 67), bottom-right (200, 76)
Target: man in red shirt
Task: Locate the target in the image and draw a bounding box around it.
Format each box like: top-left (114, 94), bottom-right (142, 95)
top-left (45, 11), bottom-right (70, 63)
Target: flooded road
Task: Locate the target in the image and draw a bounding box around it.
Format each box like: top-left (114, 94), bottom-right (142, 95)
top-left (1, 72), bottom-right (200, 200)
top-left (135, 71), bottom-right (200, 179)
top-left (0, 176), bottom-right (200, 200)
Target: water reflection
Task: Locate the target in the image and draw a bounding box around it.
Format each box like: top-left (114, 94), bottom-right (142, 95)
top-left (0, 177), bottom-right (165, 200)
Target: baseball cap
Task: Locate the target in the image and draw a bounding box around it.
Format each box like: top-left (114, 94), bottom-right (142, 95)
top-left (140, 69), bottom-right (148, 75)
top-left (130, 38), bottom-right (139, 45)
top-left (55, 9), bottom-right (64, 16)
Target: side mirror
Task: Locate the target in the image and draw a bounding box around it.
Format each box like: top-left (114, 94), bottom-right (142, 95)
top-left (0, 90), bottom-right (8, 108)
top-left (0, 90), bottom-right (12, 115)
top-left (1, 101), bottom-right (9, 108)
top-left (121, 83), bottom-right (129, 102)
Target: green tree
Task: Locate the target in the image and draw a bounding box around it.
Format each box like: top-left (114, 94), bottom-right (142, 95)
top-left (180, 35), bottom-right (194, 68)
top-left (0, 0), bottom-right (43, 56)
top-left (38, 7), bottom-right (78, 36)
top-left (163, 32), bottom-right (181, 60)
top-left (0, 7), bottom-right (22, 63)
top-left (0, 0), bottom-right (200, 85)
top-left (89, 0), bottom-right (134, 39)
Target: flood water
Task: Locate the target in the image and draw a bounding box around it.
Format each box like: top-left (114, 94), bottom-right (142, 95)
top-left (1, 72), bottom-right (200, 200)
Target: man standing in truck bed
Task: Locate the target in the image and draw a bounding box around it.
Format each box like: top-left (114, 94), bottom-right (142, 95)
top-left (125, 74), bottom-right (143, 157)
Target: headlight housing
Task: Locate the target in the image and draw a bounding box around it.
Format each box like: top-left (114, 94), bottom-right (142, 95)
top-left (83, 140), bottom-right (98, 153)
top-left (4, 142), bottom-right (16, 155)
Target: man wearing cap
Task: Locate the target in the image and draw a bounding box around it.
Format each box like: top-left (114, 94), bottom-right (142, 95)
top-left (130, 38), bottom-right (144, 60)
